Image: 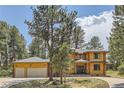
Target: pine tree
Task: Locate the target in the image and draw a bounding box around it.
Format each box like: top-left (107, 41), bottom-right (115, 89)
top-left (53, 43), bottom-right (70, 84)
top-left (0, 22), bottom-right (6, 66)
top-left (72, 26), bottom-right (85, 49)
top-left (108, 5), bottom-right (124, 70)
top-left (86, 36), bottom-right (103, 50)
top-left (0, 21), bottom-right (27, 67)
top-left (9, 26), bottom-right (27, 61)
top-left (25, 5), bottom-right (84, 82)
top-left (0, 21), bottom-right (10, 67)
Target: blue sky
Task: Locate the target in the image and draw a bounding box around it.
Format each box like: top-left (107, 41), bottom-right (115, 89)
top-left (0, 5), bottom-right (114, 48)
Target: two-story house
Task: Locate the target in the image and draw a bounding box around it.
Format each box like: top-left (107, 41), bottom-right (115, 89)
top-left (68, 49), bottom-right (108, 76)
top-left (13, 49), bottom-right (108, 78)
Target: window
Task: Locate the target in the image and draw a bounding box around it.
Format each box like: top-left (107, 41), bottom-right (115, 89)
top-left (76, 55), bottom-right (80, 59)
top-left (78, 54), bottom-right (86, 60)
top-left (94, 64), bottom-right (100, 71)
top-left (81, 54), bottom-right (83, 59)
top-left (94, 53), bottom-right (100, 59)
top-left (82, 54), bottom-right (86, 60)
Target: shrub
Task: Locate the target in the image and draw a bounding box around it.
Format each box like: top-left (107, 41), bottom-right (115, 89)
top-left (0, 64), bottom-right (13, 77)
top-left (118, 64), bottom-right (124, 75)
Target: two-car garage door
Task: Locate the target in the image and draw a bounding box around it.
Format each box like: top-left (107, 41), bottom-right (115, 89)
top-left (27, 68), bottom-right (47, 77)
top-left (15, 68), bottom-right (48, 78)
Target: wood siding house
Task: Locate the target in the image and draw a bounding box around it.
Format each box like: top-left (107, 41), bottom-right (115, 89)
top-left (13, 57), bottom-right (49, 78)
top-left (68, 49), bottom-right (108, 76)
top-left (13, 49), bottom-right (108, 78)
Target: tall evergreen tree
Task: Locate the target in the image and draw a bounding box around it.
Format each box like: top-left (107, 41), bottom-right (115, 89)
top-left (86, 36), bottom-right (103, 50)
top-left (0, 21), bottom-right (10, 66)
top-left (9, 26), bottom-right (27, 61)
top-left (26, 5), bottom-right (84, 81)
top-left (53, 43), bottom-right (71, 84)
top-left (26, 6), bottom-right (61, 80)
top-left (9, 26), bottom-right (20, 61)
top-left (0, 21), bottom-right (27, 67)
top-left (28, 39), bottom-right (37, 57)
top-left (108, 5), bottom-right (124, 70)
top-left (72, 26), bottom-right (85, 49)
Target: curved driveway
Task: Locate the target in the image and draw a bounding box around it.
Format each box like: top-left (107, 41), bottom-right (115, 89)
top-left (93, 77), bottom-right (124, 88)
top-left (1, 77), bottom-right (124, 88)
top-left (0, 78), bottom-right (46, 88)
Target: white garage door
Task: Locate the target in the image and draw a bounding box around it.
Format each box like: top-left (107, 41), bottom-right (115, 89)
top-left (27, 68), bottom-right (47, 78)
top-left (15, 68), bottom-right (25, 78)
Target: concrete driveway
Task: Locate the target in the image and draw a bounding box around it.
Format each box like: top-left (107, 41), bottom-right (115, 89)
top-left (1, 77), bottom-right (124, 88)
top-left (93, 77), bottom-right (124, 88)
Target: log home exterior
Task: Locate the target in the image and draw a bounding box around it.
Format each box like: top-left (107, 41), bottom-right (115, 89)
top-left (68, 49), bottom-right (108, 76)
top-left (13, 49), bottom-right (108, 78)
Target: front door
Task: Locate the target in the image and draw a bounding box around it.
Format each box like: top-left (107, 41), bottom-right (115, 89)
top-left (77, 65), bottom-right (86, 74)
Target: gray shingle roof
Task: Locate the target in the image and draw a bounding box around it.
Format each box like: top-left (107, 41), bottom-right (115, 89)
top-left (75, 49), bottom-right (108, 53)
top-left (14, 57), bottom-right (49, 63)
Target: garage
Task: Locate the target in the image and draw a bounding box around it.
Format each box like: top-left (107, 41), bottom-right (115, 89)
top-left (15, 68), bottom-right (25, 78)
top-left (13, 57), bottom-right (49, 78)
top-left (27, 68), bottom-right (47, 77)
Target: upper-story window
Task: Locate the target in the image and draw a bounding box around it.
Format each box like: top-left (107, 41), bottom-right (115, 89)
top-left (76, 54), bottom-right (86, 60)
top-left (82, 54), bottom-right (86, 60)
top-left (76, 54), bottom-right (80, 59)
top-left (94, 53), bottom-right (100, 59)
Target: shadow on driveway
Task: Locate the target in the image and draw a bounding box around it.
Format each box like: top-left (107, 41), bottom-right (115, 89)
top-left (112, 83), bottom-right (124, 88)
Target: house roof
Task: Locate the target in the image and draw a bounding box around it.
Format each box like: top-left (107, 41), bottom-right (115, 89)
top-left (75, 59), bottom-right (89, 63)
top-left (74, 49), bottom-right (108, 54)
top-left (13, 57), bottom-right (49, 63)
top-left (75, 59), bottom-right (106, 63)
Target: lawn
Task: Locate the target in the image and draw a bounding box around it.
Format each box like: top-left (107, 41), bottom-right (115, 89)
top-left (107, 70), bottom-right (124, 79)
top-left (9, 78), bottom-right (109, 88)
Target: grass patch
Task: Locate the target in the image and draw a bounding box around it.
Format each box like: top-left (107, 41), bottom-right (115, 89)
top-left (9, 78), bottom-right (109, 88)
top-left (107, 70), bottom-right (124, 79)
top-left (67, 78), bottom-right (109, 88)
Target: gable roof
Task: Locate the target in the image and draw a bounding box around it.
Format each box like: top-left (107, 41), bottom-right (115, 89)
top-left (74, 49), bottom-right (108, 54)
top-left (14, 57), bottom-right (49, 63)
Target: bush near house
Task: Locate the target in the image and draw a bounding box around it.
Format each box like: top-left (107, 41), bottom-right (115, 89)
top-left (118, 64), bottom-right (124, 75)
top-left (0, 65), bottom-right (13, 77)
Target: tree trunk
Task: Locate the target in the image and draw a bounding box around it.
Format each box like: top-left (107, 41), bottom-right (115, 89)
top-left (49, 62), bottom-right (53, 81)
top-left (12, 41), bottom-right (16, 61)
top-left (4, 39), bottom-right (9, 68)
top-left (75, 42), bottom-right (78, 49)
top-left (0, 52), bottom-right (2, 66)
top-left (37, 36), bottom-right (40, 57)
top-left (60, 69), bottom-right (63, 84)
top-left (49, 21), bottom-right (54, 81)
